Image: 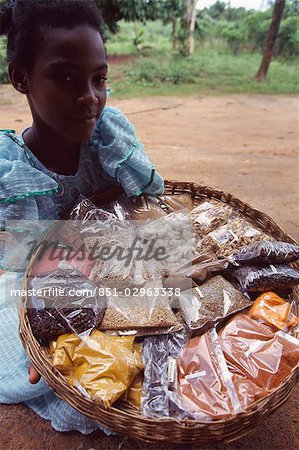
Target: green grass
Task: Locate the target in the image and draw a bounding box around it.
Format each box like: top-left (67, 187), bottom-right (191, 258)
top-left (104, 21), bottom-right (299, 99)
top-left (106, 20), bottom-right (173, 55)
top-left (106, 49), bottom-right (299, 99)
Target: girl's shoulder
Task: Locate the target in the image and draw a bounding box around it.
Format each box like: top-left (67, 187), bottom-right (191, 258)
top-left (0, 130), bottom-right (27, 162)
top-left (91, 107), bottom-right (164, 198)
top-left (92, 106), bottom-right (135, 143)
top-left (99, 106), bottom-right (131, 124)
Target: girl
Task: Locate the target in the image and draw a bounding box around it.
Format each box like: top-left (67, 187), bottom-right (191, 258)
top-left (0, 0), bottom-right (163, 434)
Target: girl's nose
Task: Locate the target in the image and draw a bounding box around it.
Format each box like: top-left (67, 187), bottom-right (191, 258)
top-left (76, 85), bottom-right (98, 107)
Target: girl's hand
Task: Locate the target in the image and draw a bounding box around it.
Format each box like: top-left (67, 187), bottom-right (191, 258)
top-left (28, 365), bottom-right (41, 384)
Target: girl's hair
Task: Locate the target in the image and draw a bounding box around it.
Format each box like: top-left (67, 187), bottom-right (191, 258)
top-left (0, 0), bottom-right (104, 72)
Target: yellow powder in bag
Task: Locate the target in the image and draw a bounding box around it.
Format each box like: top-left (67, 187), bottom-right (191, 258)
top-left (121, 371), bottom-right (144, 410)
top-left (50, 331), bottom-right (143, 407)
top-left (50, 333), bottom-right (81, 373)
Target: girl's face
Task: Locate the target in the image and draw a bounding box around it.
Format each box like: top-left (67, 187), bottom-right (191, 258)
top-left (25, 25), bottom-right (108, 143)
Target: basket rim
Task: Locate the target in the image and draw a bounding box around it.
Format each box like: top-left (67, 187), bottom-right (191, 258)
top-left (18, 298), bottom-right (299, 426)
top-left (18, 180), bottom-right (299, 443)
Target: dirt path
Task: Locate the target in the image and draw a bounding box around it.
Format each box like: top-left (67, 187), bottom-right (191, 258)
top-left (1, 86), bottom-right (298, 240)
top-left (0, 86), bottom-right (298, 449)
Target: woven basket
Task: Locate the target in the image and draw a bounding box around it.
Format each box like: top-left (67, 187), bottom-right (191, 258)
top-left (19, 180), bottom-right (299, 445)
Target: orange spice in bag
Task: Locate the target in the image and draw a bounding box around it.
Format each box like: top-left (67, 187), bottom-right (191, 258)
top-left (219, 313), bottom-right (299, 392)
top-left (249, 292), bottom-right (299, 331)
top-left (177, 332), bottom-right (235, 419)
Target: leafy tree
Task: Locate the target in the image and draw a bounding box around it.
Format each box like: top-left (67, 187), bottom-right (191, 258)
top-left (96, 0), bottom-right (161, 35)
top-left (220, 21), bottom-right (246, 55)
top-left (276, 15), bottom-right (299, 55)
top-left (206, 1), bottom-right (227, 19)
top-left (256, 0), bottom-right (286, 80)
top-left (284, 0), bottom-right (299, 14)
top-left (158, 0), bottom-right (186, 51)
top-left (245, 10), bottom-right (272, 52)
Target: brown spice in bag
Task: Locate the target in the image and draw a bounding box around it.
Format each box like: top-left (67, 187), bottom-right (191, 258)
top-left (179, 275), bottom-right (251, 332)
top-left (99, 286), bottom-right (178, 330)
top-left (199, 216), bottom-right (272, 258)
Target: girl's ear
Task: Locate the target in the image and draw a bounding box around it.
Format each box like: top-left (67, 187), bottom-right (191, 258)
top-left (8, 63), bottom-right (30, 94)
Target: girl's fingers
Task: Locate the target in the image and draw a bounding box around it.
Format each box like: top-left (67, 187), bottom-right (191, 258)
top-left (28, 365), bottom-right (41, 384)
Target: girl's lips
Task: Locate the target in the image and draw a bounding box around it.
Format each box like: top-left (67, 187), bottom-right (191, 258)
top-left (72, 115), bottom-right (98, 125)
top-left (73, 115), bottom-right (97, 120)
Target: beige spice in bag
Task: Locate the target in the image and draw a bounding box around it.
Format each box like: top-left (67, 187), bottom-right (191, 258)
top-left (179, 275), bottom-right (251, 332)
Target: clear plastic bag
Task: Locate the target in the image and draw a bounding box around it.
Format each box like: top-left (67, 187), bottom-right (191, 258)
top-left (232, 264), bottom-right (299, 292)
top-left (50, 331), bottom-right (143, 407)
top-left (218, 313), bottom-right (299, 392)
top-left (227, 362), bottom-right (267, 409)
top-left (126, 195), bottom-right (168, 221)
top-left (54, 197), bottom-right (97, 248)
top-left (136, 210), bottom-right (194, 275)
top-left (249, 291), bottom-right (299, 331)
top-left (198, 216), bottom-right (272, 258)
top-left (68, 196), bottom-right (97, 220)
top-left (179, 275), bottom-right (251, 333)
top-left (97, 194), bottom-right (169, 222)
top-left (31, 244), bottom-right (96, 278)
top-left (27, 268), bottom-right (107, 343)
top-left (141, 331), bottom-right (187, 418)
top-left (89, 257), bottom-right (143, 290)
top-left (159, 194), bottom-right (194, 212)
top-left (175, 329), bottom-right (242, 420)
top-left (81, 206), bottom-right (136, 287)
top-left (191, 200), bottom-right (234, 236)
top-left (120, 371), bottom-right (144, 410)
top-left (82, 208), bottom-right (134, 250)
top-left (98, 280), bottom-right (179, 331)
top-left (171, 251), bottom-right (228, 281)
top-left (230, 240), bottom-right (299, 266)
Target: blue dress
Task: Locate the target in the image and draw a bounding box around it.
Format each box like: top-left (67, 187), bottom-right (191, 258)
top-left (0, 107), bottom-right (164, 433)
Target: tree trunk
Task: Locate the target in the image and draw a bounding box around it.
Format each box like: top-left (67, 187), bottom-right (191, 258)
top-left (172, 17), bottom-right (178, 51)
top-left (185, 0), bottom-right (197, 56)
top-left (255, 0), bottom-right (285, 81)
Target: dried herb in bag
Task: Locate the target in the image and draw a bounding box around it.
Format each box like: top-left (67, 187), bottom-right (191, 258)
top-left (232, 264), bottom-right (299, 292)
top-left (27, 268), bottom-right (106, 343)
top-left (199, 216), bottom-right (272, 258)
top-left (179, 275), bottom-right (251, 333)
top-left (99, 281), bottom-right (179, 330)
top-left (141, 331), bottom-right (187, 418)
top-left (230, 241), bottom-right (299, 266)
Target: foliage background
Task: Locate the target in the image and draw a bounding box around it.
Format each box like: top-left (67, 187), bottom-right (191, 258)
top-left (0, 0), bottom-right (298, 95)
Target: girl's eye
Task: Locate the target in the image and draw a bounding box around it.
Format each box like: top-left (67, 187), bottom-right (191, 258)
top-left (93, 75), bottom-right (108, 86)
top-left (55, 74), bottom-right (73, 83)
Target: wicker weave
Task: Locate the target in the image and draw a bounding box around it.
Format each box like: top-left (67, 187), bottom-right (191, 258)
top-left (19, 180), bottom-right (299, 444)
